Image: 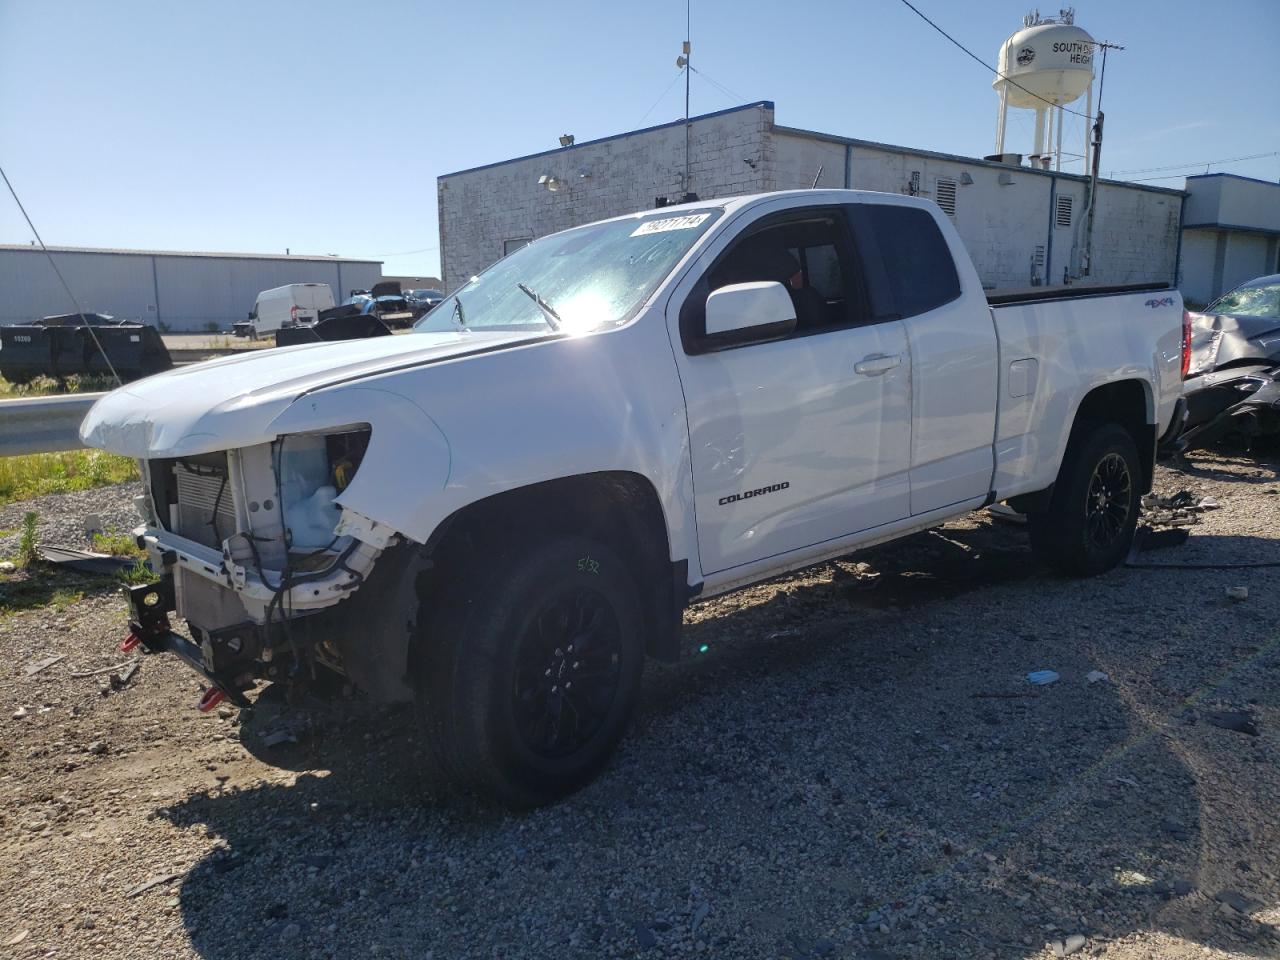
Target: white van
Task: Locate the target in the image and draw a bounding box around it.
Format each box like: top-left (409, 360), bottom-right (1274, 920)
top-left (235, 283), bottom-right (335, 338)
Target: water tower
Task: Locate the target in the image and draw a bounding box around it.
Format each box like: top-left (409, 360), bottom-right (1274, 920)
top-left (993, 8), bottom-right (1095, 171)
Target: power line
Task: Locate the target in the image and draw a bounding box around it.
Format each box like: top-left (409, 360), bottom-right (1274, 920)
top-left (895, 0), bottom-right (1095, 120)
top-left (637, 66), bottom-right (687, 126)
top-left (365, 244), bottom-right (438, 258)
top-left (689, 65), bottom-right (747, 107)
top-left (0, 162), bottom-right (121, 386)
top-left (1108, 151), bottom-right (1279, 177)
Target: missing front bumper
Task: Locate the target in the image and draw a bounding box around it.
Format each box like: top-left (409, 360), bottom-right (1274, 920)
top-left (123, 578), bottom-right (284, 707)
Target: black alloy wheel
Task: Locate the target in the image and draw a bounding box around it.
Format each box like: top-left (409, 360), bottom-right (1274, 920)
top-left (1085, 452), bottom-right (1133, 550)
top-left (512, 588), bottom-right (624, 760)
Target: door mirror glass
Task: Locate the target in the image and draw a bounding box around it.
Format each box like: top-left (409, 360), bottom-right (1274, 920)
top-left (704, 281), bottom-right (796, 346)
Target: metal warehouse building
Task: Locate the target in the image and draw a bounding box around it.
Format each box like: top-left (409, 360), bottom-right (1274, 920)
top-left (0, 245), bottom-right (383, 332)
top-left (438, 101), bottom-right (1186, 293)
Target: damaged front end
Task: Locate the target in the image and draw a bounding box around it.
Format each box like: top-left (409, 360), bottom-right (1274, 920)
top-left (1166, 304), bottom-right (1280, 455)
top-left (124, 426), bottom-right (399, 707)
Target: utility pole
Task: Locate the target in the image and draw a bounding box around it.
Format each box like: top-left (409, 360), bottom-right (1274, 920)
top-left (1082, 40), bottom-right (1123, 277)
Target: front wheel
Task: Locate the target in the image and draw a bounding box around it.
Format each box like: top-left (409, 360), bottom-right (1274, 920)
top-left (1028, 422), bottom-right (1141, 577)
top-left (413, 536), bottom-right (645, 807)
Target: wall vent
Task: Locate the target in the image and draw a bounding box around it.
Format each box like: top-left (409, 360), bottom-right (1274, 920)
top-left (935, 179), bottom-right (958, 217)
top-left (1055, 195), bottom-right (1073, 227)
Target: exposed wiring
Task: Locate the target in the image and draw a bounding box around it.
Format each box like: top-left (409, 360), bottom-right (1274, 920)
top-left (894, 0), bottom-right (1095, 120)
top-left (0, 161), bottom-right (122, 386)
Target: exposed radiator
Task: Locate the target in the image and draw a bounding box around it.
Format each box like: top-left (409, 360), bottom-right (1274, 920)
top-left (173, 462), bottom-right (236, 549)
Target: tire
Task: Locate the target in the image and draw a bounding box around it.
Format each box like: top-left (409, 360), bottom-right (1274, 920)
top-left (1028, 421), bottom-right (1141, 577)
top-left (413, 536), bottom-right (644, 807)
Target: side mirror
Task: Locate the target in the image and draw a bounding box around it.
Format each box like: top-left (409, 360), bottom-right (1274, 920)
top-left (703, 281), bottom-right (796, 347)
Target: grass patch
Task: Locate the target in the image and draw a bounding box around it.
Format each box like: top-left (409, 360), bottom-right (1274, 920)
top-left (91, 527), bottom-right (145, 558)
top-left (116, 558), bottom-right (158, 585)
top-left (0, 373), bottom-right (118, 397)
top-left (0, 449), bottom-right (138, 506)
top-left (0, 567), bottom-right (101, 619)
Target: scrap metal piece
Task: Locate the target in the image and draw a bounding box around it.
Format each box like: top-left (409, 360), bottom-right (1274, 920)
top-left (124, 872), bottom-right (181, 899)
top-left (37, 545), bottom-right (138, 576)
top-left (24, 654), bottom-right (66, 676)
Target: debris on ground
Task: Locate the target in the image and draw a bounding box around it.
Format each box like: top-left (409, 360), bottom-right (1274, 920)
top-left (71, 659), bottom-right (140, 679)
top-left (0, 560), bottom-right (16, 574)
top-left (36, 545), bottom-right (137, 576)
top-left (124, 872), bottom-right (182, 899)
top-left (1086, 670), bottom-right (1110, 684)
top-left (1141, 490), bottom-right (1201, 527)
top-left (1226, 585), bottom-right (1249, 601)
top-left (1214, 889), bottom-right (1262, 915)
top-left (110, 661), bottom-right (139, 690)
top-left (1132, 527), bottom-right (1192, 552)
top-left (23, 654), bottom-right (65, 676)
top-left (1051, 933), bottom-right (1087, 956)
top-left (1206, 710), bottom-right (1260, 736)
top-left (11, 705), bottom-right (28, 719)
top-left (1027, 669), bottom-right (1060, 685)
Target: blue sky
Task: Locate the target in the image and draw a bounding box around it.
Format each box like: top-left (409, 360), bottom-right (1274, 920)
top-left (2, 0), bottom-right (1276, 278)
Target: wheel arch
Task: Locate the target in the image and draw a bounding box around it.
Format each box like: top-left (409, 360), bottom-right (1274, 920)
top-left (335, 471), bottom-right (686, 703)
top-left (1070, 378), bottom-right (1156, 493)
top-left (1007, 377), bottom-right (1156, 515)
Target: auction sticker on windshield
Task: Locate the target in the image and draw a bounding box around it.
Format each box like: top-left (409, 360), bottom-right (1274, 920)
top-left (631, 213), bottom-right (711, 237)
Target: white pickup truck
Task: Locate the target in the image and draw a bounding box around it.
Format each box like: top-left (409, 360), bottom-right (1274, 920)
top-left (81, 190), bottom-right (1189, 806)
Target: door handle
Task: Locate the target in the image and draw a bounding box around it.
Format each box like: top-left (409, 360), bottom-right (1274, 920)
top-left (854, 353), bottom-right (902, 376)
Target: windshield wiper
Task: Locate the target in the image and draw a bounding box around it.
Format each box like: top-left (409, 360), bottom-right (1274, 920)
top-left (516, 283), bottom-right (562, 331)
top-left (450, 295), bottom-right (468, 331)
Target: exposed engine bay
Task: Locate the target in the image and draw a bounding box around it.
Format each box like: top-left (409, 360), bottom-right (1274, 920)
top-left (124, 426), bottom-right (401, 707)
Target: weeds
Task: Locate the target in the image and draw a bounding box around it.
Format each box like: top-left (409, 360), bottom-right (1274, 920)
top-left (91, 528), bottom-right (144, 558)
top-left (0, 373), bottom-right (118, 397)
top-left (116, 559), bottom-right (158, 586)
top-left (0, 449), bottom-right (137, 506)
top-left (49, 587), bottom-right (83, 611)
top-left (16, 512), bottom-right (39, 567)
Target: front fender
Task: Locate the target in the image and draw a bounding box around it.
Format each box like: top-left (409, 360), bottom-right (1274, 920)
top-left (270, 386), bottom-right (451, 543)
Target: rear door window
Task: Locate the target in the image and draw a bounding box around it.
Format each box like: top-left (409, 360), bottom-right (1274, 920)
top-left (846, 203), bottom-right (961, 319)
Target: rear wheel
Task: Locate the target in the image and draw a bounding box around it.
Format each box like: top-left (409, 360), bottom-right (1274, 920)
top-left (1029, 421), bottom-right (1141, 577)
top-left (413, 536), bottom-right (644, 807)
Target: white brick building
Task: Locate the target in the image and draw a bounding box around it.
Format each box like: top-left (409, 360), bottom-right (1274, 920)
top-left (437, 101), bottom-right (1185, 293)
top-left (1178, 174), bottom-right (1280, 307)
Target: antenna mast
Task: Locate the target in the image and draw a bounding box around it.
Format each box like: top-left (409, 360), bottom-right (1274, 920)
top-left (678, 1), bottom-right (692, 200)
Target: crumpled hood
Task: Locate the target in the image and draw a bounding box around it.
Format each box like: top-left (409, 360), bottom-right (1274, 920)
top-left (80, 330), bottom-right (539, 458)
top-left (1188, 311), bottom-right (1280, 377)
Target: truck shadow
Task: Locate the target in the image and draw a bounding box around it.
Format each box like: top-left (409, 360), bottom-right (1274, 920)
top-left (161, 518), bottom-right (1280, 959)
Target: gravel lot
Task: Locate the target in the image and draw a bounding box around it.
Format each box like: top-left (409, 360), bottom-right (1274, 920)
top-left (1, 450), bottom-right (1278, 959)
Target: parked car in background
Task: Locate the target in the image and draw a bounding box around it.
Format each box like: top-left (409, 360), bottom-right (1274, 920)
top-left (234, 283), bottom-right (335, 339)
top-left (1166, 273), bottom-right (1280, 453)
top-left (364, 281), bottom-right (415, 328)
top-left (81, 189), bottom-right (1186, 806)
top-left (405, 288), bottom-right (446, 320)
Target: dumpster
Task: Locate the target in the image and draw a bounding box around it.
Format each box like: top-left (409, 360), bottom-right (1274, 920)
top-left (0, 313), bottom-right (172, 384)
